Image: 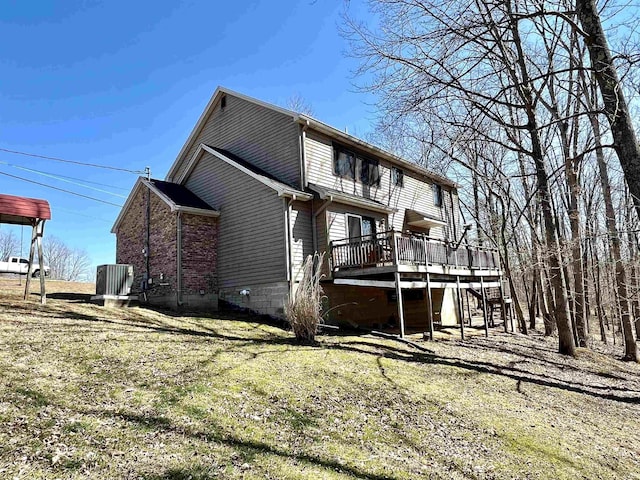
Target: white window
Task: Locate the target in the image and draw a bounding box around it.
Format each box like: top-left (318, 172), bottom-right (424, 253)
top-left (346, 214), bottom-right (376, 241)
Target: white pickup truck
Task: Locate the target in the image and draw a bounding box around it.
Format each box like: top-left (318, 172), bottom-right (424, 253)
top-left (0, 256), bottom-right (50, 277)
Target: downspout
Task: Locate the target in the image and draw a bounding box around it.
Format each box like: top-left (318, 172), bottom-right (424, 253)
top-left (286, 195), bottom-right (297, 297)
top-left (299, 119), bottom-right (309, 189)
top-left (145, 184), bottom-right (151, 296)
top-left (176, 211), bottom-right (183, 307)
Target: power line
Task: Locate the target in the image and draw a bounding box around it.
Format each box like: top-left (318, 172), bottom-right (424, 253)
top-left (8, 164), bottom-right (129, 190)
top-left (0, 170), bottom-right (124, 207)
top-left (0, 161), bottom-right (127, 198)
top-left (0, 147), bottom-right (145, 174)
top-left (54, 206), bottom-right (114, 224)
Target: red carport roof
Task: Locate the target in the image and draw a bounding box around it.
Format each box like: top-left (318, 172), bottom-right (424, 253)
top-left (0, 194), bottom-right (51, 225)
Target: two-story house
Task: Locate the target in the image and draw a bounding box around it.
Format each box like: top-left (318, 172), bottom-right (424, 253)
top-left (112, 87), bottom-right (506, 337)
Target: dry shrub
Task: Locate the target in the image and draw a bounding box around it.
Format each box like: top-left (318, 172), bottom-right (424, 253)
top-left (285, 253), bottom-right (325, 343)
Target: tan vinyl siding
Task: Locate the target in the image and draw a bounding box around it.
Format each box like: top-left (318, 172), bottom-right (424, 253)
top-left (305, 130), bottom-right (454, 240)
top-left (326, 203), bottom-right (387, 244)
top-left (313, 199), bottom-right (330, 277)
top-left (290, 200), bottom-right (314, 283)
top-left (172, 94), bottom-right (301, 187)
top-left (184, 151), bottom-right (286, 287)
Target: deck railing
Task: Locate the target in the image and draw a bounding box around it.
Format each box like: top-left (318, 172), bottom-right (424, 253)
top-left (330, 230), bottom-right (500, 272)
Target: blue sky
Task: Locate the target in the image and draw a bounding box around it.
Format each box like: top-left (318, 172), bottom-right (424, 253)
top-left (0, 0), bottom-right (375, 271)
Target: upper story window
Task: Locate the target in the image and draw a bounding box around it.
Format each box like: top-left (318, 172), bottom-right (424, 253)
top-left (392, 167), bottom-right (404, 187)
top-left (360, 157), bottom-right (380, 187)
top-left (333, 147), bottom-right (355, 179)
top-left (433, 183), bottom-right (443, 207)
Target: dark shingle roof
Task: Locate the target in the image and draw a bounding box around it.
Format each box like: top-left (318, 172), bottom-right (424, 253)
top-left (149, 179), bottom-right (214, 210)
top-left (207, 146), bottom-right (294, 187)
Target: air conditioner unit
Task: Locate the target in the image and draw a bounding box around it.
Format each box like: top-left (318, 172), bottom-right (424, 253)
top-left (96, 264), bottom-right (134, 296)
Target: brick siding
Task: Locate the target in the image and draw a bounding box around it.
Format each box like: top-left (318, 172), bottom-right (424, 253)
top-left (115, 184), bottom-right (218, 307)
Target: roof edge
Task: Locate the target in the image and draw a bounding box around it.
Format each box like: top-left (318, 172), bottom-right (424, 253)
top-left (111, 178), bottom-right (145, 233)
top-left (180, 144), bottom-right (312, 200)
top-left (308, 184), bottom-right (397, 214)
top-left (165, 87), bottom-right (298, 182)
top-left (111, 178), bottom-right (220, 233)
top-left (296, 115), bottom-right (458, 189)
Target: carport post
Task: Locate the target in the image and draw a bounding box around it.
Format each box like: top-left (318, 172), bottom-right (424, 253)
top-left (23, 222), bottom-right (37, 301)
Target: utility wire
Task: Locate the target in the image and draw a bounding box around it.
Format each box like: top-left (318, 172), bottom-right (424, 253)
top-left (0, 161), bottom-right (127, 198)
top-left (0, 170), bottom-right (124, 207)
top-left (0, 147), bottom-right (145, 174)
top-left (54, 206), bottom-right (114, 224)
top-left (9, 165), bottom-right (129, 190)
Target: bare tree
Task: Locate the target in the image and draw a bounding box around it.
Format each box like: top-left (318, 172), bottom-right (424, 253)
top-left (0, 230), bottom-right (18, 261)
top-left (42, 236), bottom-right (91, 281)
top-left (285, 93), bottom-right (315, 116)
top-left (576, 0), bottom-right (640, 226)
top-left (344, 0), bottom-right (577, 355)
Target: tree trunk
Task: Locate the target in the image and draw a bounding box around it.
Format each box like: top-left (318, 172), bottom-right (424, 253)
top-left (506, 0), bottom-right (574, 353)
top-left (576, 0), bottom-right (640, 223)
top-left (585, 96), bottom-right (639, 361)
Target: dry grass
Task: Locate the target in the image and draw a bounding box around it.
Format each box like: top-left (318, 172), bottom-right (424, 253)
top-left (285, 253), bottom-right (325, 343)
top-left (1, 278), bottom-right (640, 479)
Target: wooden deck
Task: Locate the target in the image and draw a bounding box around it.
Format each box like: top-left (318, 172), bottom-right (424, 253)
top-left (330, 230), bottom-right (501, 278)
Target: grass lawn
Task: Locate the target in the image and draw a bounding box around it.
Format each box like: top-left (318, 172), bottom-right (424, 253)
top-left (1, 278), bottom-right (639, 479)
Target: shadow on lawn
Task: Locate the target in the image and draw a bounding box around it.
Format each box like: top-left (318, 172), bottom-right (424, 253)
top-left (87, 409), bottom-right (400, 480)
top-left (328, 340), bottom-right (640, 404)
top-left (46, 292), bottom-right (94, 303)
top-left (72, 310), bottom-right (640, 405)
top-left (11, 293), bottom-right (640, 406)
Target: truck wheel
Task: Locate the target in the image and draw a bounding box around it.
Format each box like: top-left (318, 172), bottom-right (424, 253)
top-left (32, 270), bottom-right (40, 278)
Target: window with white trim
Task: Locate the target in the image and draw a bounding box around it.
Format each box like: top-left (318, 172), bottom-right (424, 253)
top-left (346, 214), bottom-right (377, 241)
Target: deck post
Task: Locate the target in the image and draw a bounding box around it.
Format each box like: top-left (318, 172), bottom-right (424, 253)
top-left (423, 236), bottom-right (428, 265)
top-left (499, 275), bottom-right (508, 332)
top-left (456, 275), bottom-right (464, 340)
top-left (426, 272), bottom-right (434, 341)
top-left (394, 271), bottom-right (405, 338)
top-left (465, 289), bottom-right (472, 327)
top-left (391, 229), bottom-right (398, 266)
top-left (480, 275), bottom-right (489, 337)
